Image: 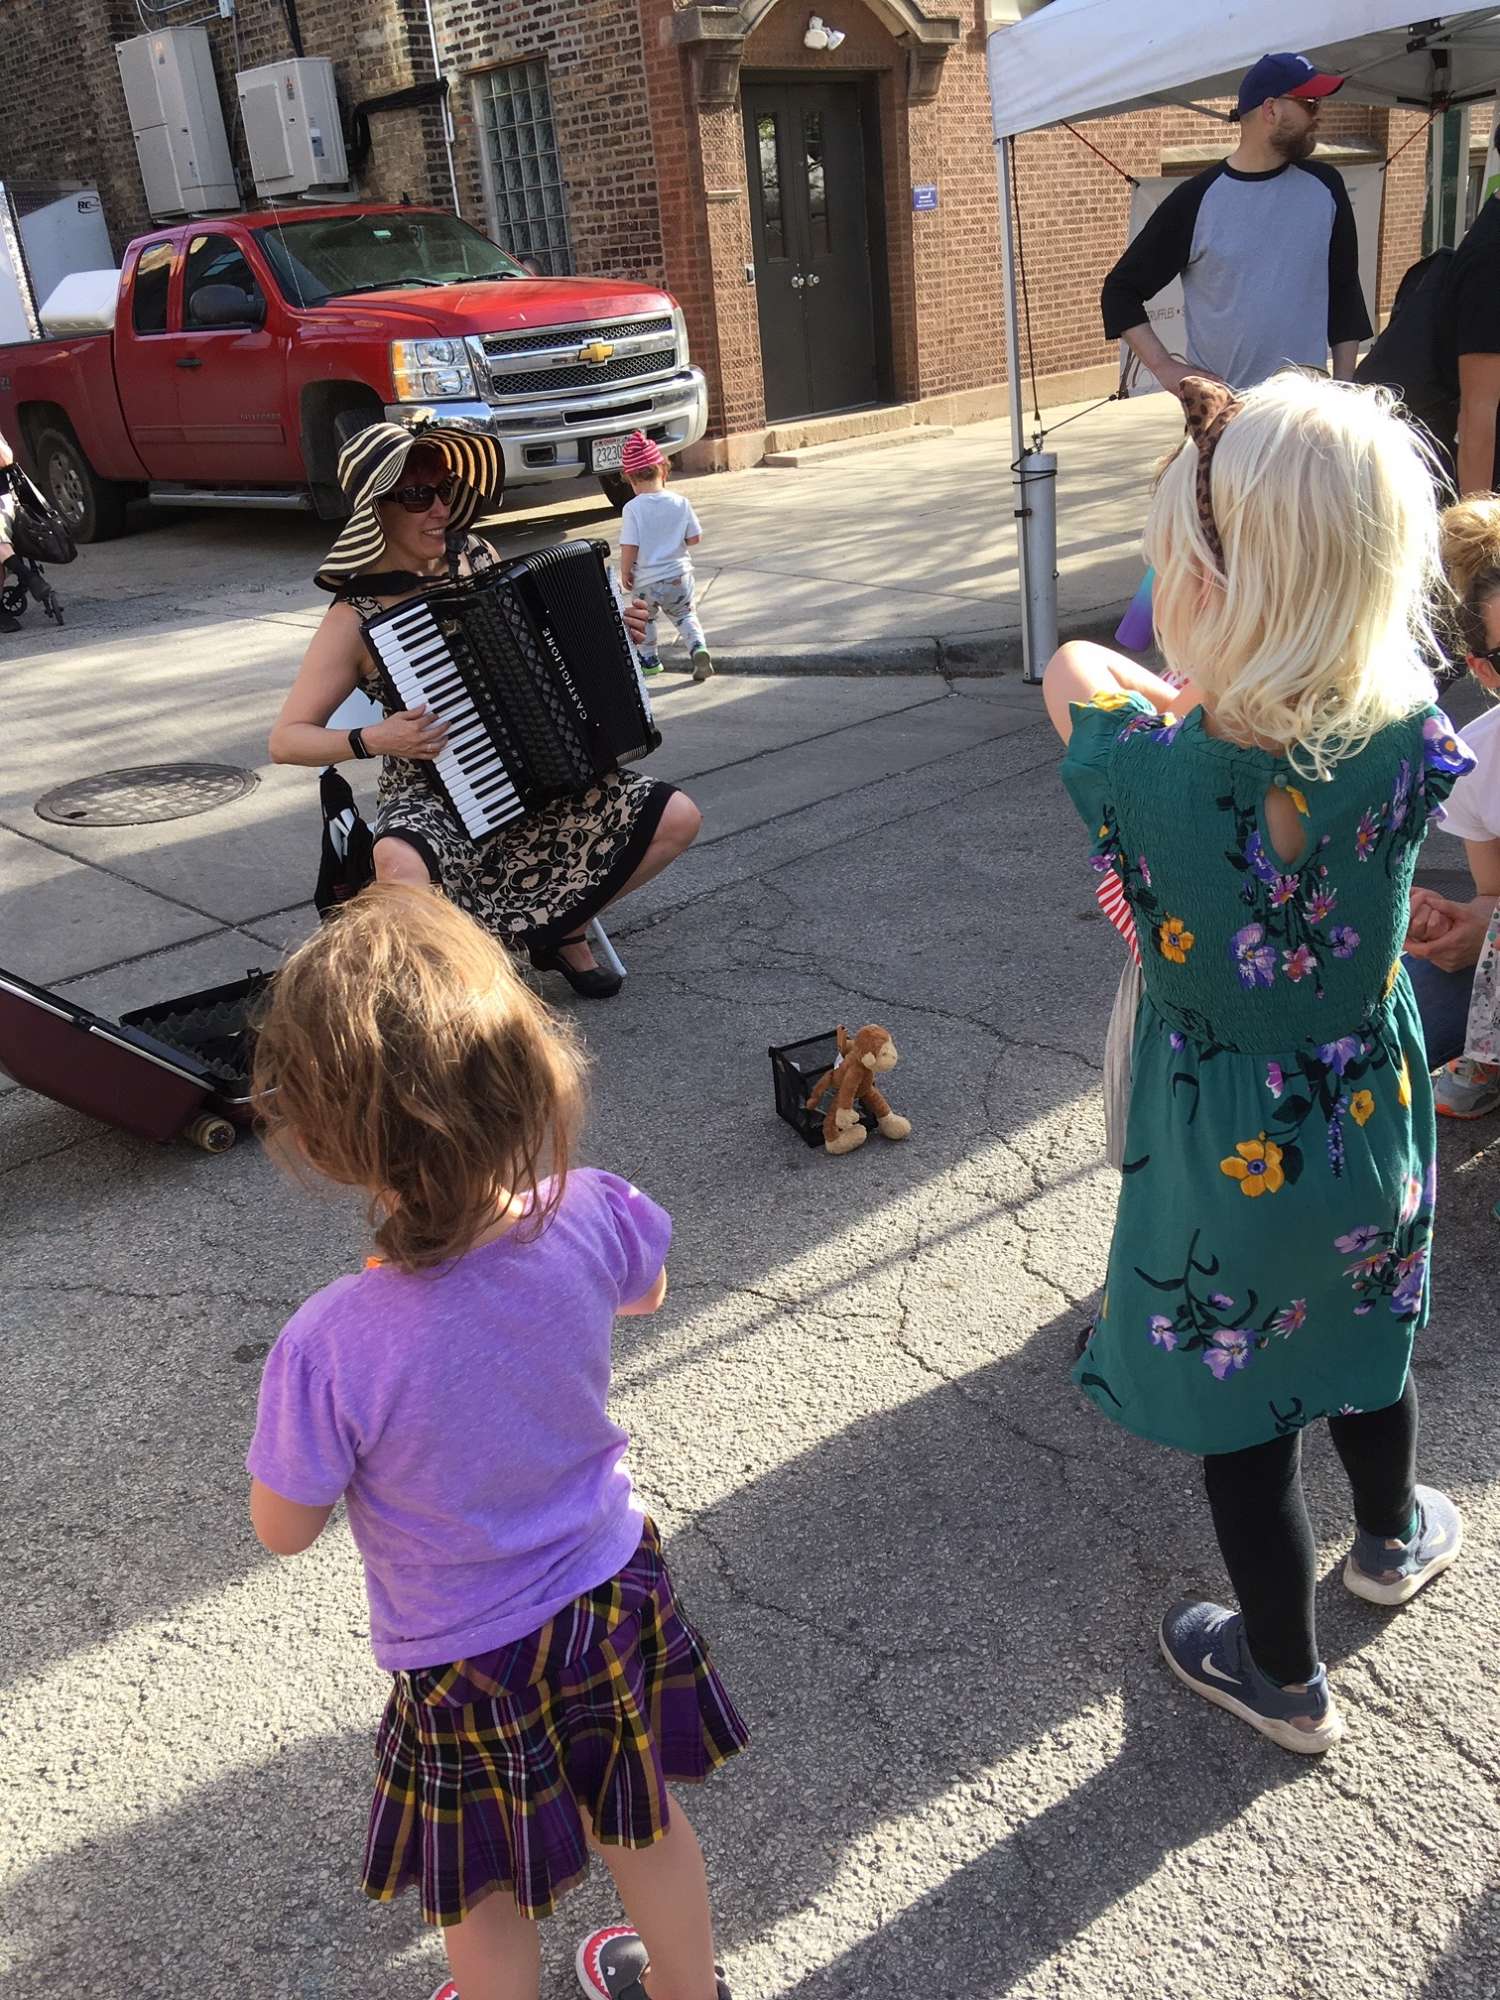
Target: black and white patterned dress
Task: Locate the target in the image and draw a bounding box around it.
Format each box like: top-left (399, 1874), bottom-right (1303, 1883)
top-left (346, 540), bottom-right (676, 951)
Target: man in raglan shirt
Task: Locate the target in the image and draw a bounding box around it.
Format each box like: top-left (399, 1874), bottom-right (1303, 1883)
top-left (1100, 53), bottom-right (1372, 396)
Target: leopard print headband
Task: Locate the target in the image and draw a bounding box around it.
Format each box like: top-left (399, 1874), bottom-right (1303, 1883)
top-left (1179, 373), bottom-right (1243, 574)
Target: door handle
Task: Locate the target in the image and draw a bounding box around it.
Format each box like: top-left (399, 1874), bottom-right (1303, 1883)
top-left (175, 355), bottom-right (204, 369)
top-left (806, 273), bottom-right (821, 287)
top-left (789, 273), bottom-right (805, 289)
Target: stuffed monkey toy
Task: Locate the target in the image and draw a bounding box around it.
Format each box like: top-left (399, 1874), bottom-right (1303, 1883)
top-left (805, 1023), bottom-right (912, 1157)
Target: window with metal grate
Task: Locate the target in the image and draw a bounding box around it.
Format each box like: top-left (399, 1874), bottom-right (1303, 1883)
top-left (473, 61), bottom-right (573, 277)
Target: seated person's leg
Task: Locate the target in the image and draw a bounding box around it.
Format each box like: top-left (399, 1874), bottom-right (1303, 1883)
top-left (1402, 952), bottom-right (1475, 1070)
top-left (373, 835), bottom-right (437, 888)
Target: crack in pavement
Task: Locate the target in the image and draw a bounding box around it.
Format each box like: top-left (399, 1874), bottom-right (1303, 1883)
top-left (613, 738), bottom-right (1065, 943)
top-left (7, 1280), bottom-right (301, 1316)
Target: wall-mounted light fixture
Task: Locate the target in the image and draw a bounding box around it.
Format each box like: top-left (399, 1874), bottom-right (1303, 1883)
top-left (804, 15), bottom-right (846, 50)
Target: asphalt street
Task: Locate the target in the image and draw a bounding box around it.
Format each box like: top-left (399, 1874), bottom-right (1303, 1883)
top-left (1, 417), bottom-right (1496, 2000)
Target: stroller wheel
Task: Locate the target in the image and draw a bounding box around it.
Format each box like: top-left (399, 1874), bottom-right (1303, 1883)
top-left (0, 585), bottom-right (23, 618)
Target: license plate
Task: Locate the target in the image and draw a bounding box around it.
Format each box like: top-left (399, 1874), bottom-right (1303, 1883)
top-left (591, 437), bottom-right (626, 473)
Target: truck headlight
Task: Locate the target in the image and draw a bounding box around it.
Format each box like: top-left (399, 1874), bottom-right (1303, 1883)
top-left (390, 339), bottom-right (477, 401)
top-left (671, 306), bottom-right (689, 368)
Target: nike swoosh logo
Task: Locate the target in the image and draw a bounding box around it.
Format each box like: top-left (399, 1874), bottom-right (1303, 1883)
top-left (1199, 1651), bottom-right (1240, 1686)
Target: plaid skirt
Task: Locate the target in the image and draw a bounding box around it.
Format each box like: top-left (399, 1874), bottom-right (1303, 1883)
top-left (360, 1520), bottom-right (748, 1926)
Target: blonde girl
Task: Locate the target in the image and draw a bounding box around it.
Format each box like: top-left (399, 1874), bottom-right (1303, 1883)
top-left (1046, 372), bottom-right (1473, 1754)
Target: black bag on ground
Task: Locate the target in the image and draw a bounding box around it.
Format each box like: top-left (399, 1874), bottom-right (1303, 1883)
top-left (314, 766), bottom-right (375, 918)
top-left (1355, 247), bottom-right (1459, 461)
top-left (3, 465), bottom-right (78, 566)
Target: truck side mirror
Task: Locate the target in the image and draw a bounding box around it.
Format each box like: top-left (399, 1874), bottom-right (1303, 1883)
top-left (188, 284), bottom-right (266, 329)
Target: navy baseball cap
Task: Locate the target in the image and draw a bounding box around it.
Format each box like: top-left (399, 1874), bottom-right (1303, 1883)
top-left (1237, 53), bottom-right (1344, 117)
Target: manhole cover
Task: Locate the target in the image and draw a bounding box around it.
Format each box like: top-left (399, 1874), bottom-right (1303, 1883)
top-left (35, 764), bottom-right (259, 827)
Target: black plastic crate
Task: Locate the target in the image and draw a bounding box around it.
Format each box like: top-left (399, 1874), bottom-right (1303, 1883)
top-left (768, 1031), bottom-right (879, 1149)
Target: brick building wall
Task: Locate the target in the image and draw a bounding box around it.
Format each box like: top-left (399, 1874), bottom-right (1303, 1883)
top-left (0, 0), bottom-right (1452, 464)
top-left (432, 0), bottom-right (667, 284)
top-left (0, 0), bottom-right (450, 257)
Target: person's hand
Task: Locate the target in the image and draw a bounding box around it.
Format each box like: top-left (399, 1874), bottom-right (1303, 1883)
top-left (1406, 891), bottom-right (1495, 972)
top-left (623, 599), bottom-right (649, 648)
top-left (365, 706), bottom-right (448, 761)
top-left (1406, 886), bottom-right (1458, 948)
top-left (1163, 361), bottom-right (1227, 400)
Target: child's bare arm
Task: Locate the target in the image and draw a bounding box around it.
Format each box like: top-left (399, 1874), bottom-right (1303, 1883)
top-left (619, 541), bottom-right (638, 588)
top-left (250, 1478), bottom-right (336, 1556)
top-left (618, 1266), bottom-right (668, 1316)
top-left (685, 534), bottom-right (701, 546)
top-left (1043, 640), bottom-right (1200, 745)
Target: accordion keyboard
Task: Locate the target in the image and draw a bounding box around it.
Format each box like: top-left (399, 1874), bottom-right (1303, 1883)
top-left (374, 598), bottom-right (525, 839)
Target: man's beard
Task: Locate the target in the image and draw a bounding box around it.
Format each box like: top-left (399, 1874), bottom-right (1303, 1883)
top-left (1269, 123), bottom-right (1317, 163)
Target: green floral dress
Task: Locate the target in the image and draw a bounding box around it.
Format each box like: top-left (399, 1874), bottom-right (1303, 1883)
top-left (1063, 693), bottom-right (1476, 1455)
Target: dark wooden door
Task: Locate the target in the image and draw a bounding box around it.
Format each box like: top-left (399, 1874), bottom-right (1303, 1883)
top-left (743, 81), bottom-right (880, 421)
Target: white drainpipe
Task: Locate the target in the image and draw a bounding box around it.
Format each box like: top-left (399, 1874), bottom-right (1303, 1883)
top-left (423, 0), bottom-right (464, 216)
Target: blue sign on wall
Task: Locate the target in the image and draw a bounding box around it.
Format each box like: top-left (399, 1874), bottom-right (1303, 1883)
top-left (912, 183), bottom-right (939, 211)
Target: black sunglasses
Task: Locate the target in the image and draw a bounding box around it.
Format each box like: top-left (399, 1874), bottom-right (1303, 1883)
top-left (390, 474), bottom-right (458, 513)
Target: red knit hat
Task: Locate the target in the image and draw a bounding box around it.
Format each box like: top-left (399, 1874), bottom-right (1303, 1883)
top-left (621, 431), bottom-right (665, 475)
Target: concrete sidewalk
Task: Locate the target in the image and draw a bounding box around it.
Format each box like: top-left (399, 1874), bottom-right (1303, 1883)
top-left (7, 390), bottom-right (1183, 674)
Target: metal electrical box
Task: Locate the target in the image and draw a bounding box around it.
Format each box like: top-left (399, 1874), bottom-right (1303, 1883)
top-left (116, 27), bottom-right (237, 217)
top-left (236, 58), bottom-right (348, 198)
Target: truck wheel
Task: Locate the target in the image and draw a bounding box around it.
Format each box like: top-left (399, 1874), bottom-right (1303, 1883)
top-left (35, 427), bottom-right (128, 543)
top-left (310, 405), bottom-right (381, 520)
top-left (333, 406), bottom-right (377, 454)
top-left (597, 471), bottom-right (632, 515)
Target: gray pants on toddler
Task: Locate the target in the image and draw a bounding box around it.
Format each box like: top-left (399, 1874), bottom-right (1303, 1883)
top-left (636, 567), bottom-right (706, 658)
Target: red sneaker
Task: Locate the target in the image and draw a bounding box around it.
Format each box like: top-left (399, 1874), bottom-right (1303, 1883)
top-left (428, 1984), bottom-right (459, 2000)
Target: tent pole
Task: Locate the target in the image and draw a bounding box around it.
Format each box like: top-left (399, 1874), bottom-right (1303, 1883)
top-left (996, 134), bottom-right (1050, 684)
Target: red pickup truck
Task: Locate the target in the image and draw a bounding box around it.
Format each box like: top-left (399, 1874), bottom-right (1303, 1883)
top-left (0, 203), bottom-right (706, 540)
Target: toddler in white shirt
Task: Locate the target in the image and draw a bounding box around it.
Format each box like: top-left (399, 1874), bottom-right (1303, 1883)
top-left (618, 432), bottom-right (713, 681)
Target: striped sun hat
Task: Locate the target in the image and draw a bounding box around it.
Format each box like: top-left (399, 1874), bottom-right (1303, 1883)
top-left (314, 415), bottom-right (504, 591)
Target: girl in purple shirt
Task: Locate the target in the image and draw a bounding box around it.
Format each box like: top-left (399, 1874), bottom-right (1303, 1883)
top-left (246, 886), bottom-right (747, 2000)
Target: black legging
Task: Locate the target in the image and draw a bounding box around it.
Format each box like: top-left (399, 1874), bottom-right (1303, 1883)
top-left (1201, 1377), bottom-right (1420, 1686)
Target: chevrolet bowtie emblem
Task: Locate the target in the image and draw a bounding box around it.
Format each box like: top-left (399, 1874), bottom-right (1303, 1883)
top-left (578, 341), bottom-right (614, 365)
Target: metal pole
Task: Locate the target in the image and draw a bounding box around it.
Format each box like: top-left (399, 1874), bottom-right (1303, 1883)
top-left (995, 134), bottom-right (1036, 681)
top-left (424, 0), bottom-right (463, 217)
top-left (995, 135), bottom-right (1057, 683)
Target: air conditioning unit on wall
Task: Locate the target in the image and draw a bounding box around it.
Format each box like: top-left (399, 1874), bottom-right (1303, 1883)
top-left (116, 26), bottom-right (238, 217)
top-left (236, 58), bottom-right (349, 198)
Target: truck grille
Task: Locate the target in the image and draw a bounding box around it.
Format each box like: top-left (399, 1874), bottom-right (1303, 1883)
top-left (481, 315), bottom-right (672, 356)
top-left (490, 350), bottom-right (668, 395)
top-left (478, 315), bottom-right (679, 401)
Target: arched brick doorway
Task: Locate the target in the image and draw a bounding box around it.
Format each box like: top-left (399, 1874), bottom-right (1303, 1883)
top-left (665, 0), bottom-right (962, 452)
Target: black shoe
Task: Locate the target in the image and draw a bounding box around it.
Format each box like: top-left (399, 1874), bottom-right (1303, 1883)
top-left (529, 932), bottom-right (623, 999)
top-left (0, 609), bottom-right (19, 633)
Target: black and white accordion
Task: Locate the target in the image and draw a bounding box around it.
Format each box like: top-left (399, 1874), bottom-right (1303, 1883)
top-left (360, 540), bottom-right (660, 839)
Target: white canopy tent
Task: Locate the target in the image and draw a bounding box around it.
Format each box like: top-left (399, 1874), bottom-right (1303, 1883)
top-left (985, 4), bottom-right (1500, 678)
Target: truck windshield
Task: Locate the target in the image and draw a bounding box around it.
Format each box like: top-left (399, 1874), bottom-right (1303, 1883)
top-left (251, 212), bottom-right (528, 306)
